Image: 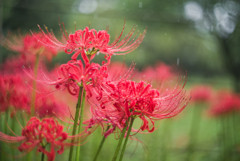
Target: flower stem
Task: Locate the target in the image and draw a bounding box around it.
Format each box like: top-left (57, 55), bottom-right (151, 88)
top-left (30, 53), bottom-right (40, 116)
top-left (75, 89), bottom-right (86, 161)
top-left (41, 151), bottom-right (45, 161)
top-left (112, 118), bottom-right (130, 161)
top-left (118, 117), bottom-right (134, 161)
top-left (68, 86), bottom-right (84, 161)
top-left (11, 118), bottom-right (15, 161)
top-left (186, 104), bottom-right (202, 161)
top-left (93, 126), bottom-right (110, 161)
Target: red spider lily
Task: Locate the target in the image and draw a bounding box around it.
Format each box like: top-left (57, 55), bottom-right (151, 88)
top-left (87, 76), bottom-right (190, 136)
top-left (0, 73), bottom-right (69, 118)
top-left (34, 20), bottom-right (146, 64)
top-left (0, 74), bottom-right (30, 114)
top-left (25, 60), bottom-right (109, 96)
top-left (135, 62), bottom-right (176, 82)
top-left (0, 117), bottom-right (87, 161)
top-left (190, 85), bottom-right (213, 103)
top-left (208, 91), bottom-right (240, 117)
top-left (34, 84), bottom-right (69, 118)
top-left (3, 32), bottom-right (58, 61)
top-left (0, 55), bottom-right (34, 74)
top-left (108, 61), bottom-right (129, 80)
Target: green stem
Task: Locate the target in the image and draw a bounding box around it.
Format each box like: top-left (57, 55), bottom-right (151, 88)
top-left (11, 118), bottom-right (15, 161)
top-left (93, 126), bottom-right (110, 161)
top-left (4, 110), bottom-right (9, 134)
top-left (68, 86), bottom-right (83, 161)
top-left (161, 119), bottom-right (173, 161)
top-left (112, 118), bottom-right (130, 161)
top-left (41, 151), bottom-right (45, 161)
top-left (119, 117), bottom-right (134, 161)
top-left (31, 53), bottom-right (40, 116)
top-left (76, 89), bottom-right (86, 161)
top-left (186, 105), bottom-right (202, 161)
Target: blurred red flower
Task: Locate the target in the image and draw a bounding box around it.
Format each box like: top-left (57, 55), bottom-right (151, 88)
top-left (0, 73), bottom-right (69, 118)
top-left (3, 32), bottom-right (58, 61)
top-left (208, 91), bottom-right (240, 116)
top-left (135, 62), bottom-right (177, 83)
top-left (190, 85), bottom-right (213, 103)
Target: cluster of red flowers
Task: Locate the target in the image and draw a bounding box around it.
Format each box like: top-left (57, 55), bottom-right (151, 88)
top-left (0, 20), bottom-right (190, 161)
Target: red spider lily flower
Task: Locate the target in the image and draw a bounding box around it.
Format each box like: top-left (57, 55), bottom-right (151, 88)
top-left (135, 62), bottom-right (176, 82)
top-left (0, 55), bottom-right (34, 74)
top-left (3, 32), bottom-right (58, 61)
top-left (108, 61), bottom-right (129, 80)
top-left (34, 20), bottom-right (146, 64)
top-left (0, 117), bottom-right (86, 161)
top-left (34, 84), bottom-right (69, 118)
top-left (0, 74), bottom-right (30, 114)
top-left (0, 73), bottom-right (69, 118)
top-left (87, 76), bottom-right (190, 136)
top-left (25, 60), bottom-right (109, 96)
top-left (208, 91), bottom-right (240, 117)
top-left (190, 85), bottom-right (213, 103)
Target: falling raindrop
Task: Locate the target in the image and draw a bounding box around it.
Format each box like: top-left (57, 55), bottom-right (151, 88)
top-left (177, 58), bottom-right (179, 65)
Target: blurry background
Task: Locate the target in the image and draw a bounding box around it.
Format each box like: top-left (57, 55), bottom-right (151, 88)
top-left (1, 0), bottom-right (240, 161)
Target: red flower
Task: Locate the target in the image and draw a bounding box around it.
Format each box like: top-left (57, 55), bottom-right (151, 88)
top-left (208, 91), bottom-right (240, 117)
top-left (25, 60), bottom-right (108, 96)
top-left (3, 32), bottom-right (58, 61)
top-left (35, 20), bottom-right (146, 64)
top-left (0, 74), bottom-right (30, 114)
top-left (190, 85), bottom-right (213, 103)
top-left (0, 72), bottom-right (69, 118)
top-left (0, 117), bottom-right (84, 161)
top-left (87, 77), bottom-right (189, 136)
top-left (135, 62), bottom-right (176, 82)
top-left (0, 55), bottom-right (34, 74)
